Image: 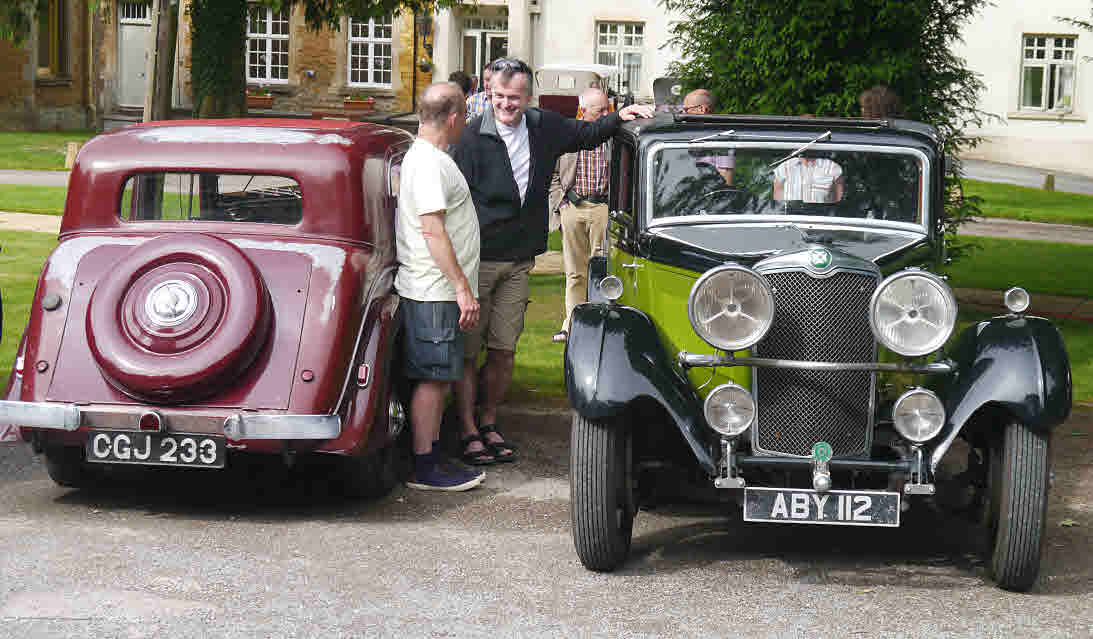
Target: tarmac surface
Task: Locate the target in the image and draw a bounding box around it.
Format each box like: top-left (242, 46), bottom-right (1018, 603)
top-left (1, 406), bottom-right (1091, 637)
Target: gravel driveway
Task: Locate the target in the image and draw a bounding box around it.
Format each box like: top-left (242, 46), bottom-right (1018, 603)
top-left (1, 406), bottom-right (1091, 637)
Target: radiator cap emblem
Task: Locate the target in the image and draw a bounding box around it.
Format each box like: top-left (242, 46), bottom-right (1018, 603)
top-left (811, 441), bottom-right (833, 463)
top-left (808, 248), bottom-right (832, 270)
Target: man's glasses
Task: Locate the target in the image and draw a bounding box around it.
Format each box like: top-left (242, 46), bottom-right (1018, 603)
top-left (489, 58), bottom-right (532, 76)
top-left (680, 105), bottom-right (708, 114)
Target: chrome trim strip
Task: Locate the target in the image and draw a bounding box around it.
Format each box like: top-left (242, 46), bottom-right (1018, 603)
top-left (678, 351), bottom-right (954, 374)
top-left (333, 264), bottom-right (398, 414)
top-left (0, 401), bottom-right (80, 431)
top-left (645, 140), bottom-right (933, 234)
top-left (222, 414), bottom-right (341, 440)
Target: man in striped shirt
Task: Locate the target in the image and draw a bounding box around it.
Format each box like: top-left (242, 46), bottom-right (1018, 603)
top-left (548, 88), bottom-right (612, 343)
top-left (773, 157), bottom-right (845, 203)
top-left (465, 63), bottom-right (492, 121)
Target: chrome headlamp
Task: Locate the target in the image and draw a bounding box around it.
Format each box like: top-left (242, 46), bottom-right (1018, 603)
top-left (703, 382), bottom-right (756, 437)
top-left (869, 270), bottom-right (957, 357)
top-left (688, 265), bottom-right (774, 352)
top-left (892, 388), bottom-right (946, 443)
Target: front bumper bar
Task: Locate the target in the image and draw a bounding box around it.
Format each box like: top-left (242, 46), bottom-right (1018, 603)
top-left (0, 401), bottom-right (341, 440)
top-left (678, 351), bottom-right (954, 374)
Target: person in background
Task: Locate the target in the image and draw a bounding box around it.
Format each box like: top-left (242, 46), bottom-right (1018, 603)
top-left (681, 89), bottom-right (734, 184)
top-left (449, 71), bottom-right (472, 98)
top-left (465, 63), bottom-right (493, 122)
top-left (548, 88), bottom-right (612, 343)
top-left (395, 82), bottom-right (485, 490)
top-left (451, 58), bottom-right (654, 465)
top-left (859, 85), bottom-right (904, 119)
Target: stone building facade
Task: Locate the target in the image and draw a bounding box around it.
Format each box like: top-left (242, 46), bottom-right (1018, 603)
top-left (0, 0), bottom-right (99, 131)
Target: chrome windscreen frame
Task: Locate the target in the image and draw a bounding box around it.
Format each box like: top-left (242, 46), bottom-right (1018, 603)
top-left (643, 141), bottom-right (933, 236)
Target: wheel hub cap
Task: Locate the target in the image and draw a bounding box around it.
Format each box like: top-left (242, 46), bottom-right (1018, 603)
top-left (145, 280), bottom-right (199, 327)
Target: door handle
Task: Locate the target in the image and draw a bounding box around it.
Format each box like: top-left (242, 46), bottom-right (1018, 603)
top-left (620, 262), bottom-right (643, 270)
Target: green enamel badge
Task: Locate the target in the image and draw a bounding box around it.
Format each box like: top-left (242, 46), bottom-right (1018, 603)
top-left (808, 248), bottom-right (832, 269)
top-left (811, 441), bottom-right (833, 463)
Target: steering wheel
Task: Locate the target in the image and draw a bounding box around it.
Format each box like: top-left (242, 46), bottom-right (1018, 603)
top-left (694, 188), bottom-right (756, 214)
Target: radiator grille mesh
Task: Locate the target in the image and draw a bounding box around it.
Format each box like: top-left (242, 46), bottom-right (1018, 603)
top-left (753, 270), bottom-right (878, 457)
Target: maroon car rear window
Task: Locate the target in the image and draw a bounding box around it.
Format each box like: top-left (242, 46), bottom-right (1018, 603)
top-left (119, 173), bottom-right (303, 225)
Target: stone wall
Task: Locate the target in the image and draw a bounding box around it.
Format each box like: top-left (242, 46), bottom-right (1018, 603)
top-left (0, 39), bottom-right (33, 130)
top-left (35, 0), bottom-right (93, 129)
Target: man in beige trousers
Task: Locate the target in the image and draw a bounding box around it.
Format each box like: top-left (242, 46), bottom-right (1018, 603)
top-left (548, 88), bottom-right (612, 342)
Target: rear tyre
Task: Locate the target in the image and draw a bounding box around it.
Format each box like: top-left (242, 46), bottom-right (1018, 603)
top-left (338, 443), bottom-right (400, 500)
top-left (571, 412), bottom-right (635, 572)
top-left (43, 446), bottom-right (98, 489)
top-left (988, 420), bottom-right (1050, 592)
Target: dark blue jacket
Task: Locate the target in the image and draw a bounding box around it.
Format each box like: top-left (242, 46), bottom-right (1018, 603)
top-left (453, 106), bottom-right (622, 262)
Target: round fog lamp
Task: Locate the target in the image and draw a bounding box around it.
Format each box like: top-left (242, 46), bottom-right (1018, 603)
top-left (703, 382), bottom-right (755, 437)
top-left (892, 389), bottom-right (945, 443)
top-left (1004, 287), bottom-right (1030, 313)
top-left (599, 275), bottom-right (624, 301)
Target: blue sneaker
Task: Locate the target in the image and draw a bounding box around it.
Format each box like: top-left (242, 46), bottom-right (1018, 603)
top-left (406, 462), bottom-right (485, 492)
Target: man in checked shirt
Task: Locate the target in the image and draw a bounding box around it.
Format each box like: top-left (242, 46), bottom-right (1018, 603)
top-left (465, 62), bottom-right (492, 121)
top-left (548, 88), bottom-right (612, 343)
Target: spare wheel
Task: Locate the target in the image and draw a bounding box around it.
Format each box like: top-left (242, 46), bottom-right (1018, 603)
top-left (87, 233), bottom-right (272, 403)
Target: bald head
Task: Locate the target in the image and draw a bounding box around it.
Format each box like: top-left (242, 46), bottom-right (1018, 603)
top-left (418, 82), bottom-right (466, 126)
top-left (682, 89), bottom-right (715, 114)
top-left (578, 88), bottom-right (610, 121)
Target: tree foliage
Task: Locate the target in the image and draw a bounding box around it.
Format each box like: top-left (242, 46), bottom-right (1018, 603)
top-left (1, 0), bottom-right (47, 45)
top-left (662, 0), bottom-right (990, 255)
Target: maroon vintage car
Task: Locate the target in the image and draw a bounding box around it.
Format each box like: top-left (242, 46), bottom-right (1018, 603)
top-left (0, 119), bottom-right (412, 497)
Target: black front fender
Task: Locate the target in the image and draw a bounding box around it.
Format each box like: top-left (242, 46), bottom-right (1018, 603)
top-left (564, 303), bottom-right (715, 474)
top-left (928, 315), bottom-right (1072, 472)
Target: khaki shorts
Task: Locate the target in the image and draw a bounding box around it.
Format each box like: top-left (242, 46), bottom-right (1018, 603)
top-left (464, 259), bottom-right (535, 356)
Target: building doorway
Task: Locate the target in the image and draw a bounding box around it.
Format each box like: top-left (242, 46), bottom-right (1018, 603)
top-left (461, 16), bottom-right (508, 79)
top-left (117, 1), bottom-right (153, 108)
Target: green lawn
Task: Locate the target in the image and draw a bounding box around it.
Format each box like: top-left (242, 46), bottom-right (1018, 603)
top-left (0, 184), bottom-right (67, 215)
top-left (509, 273), bottom-right (568, 405)
top-left (965, 178), bottom-right (1093, 227)
top-left (944, 235), bottom-right (1093, 299)
top-left (0, 231), bottom-right (57, 390)
top-left (0, 130), bottom-right (97, 170)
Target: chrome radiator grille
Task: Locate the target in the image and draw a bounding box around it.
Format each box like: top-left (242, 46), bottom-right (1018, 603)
top-left (752, 270), bottom-right (878, 457)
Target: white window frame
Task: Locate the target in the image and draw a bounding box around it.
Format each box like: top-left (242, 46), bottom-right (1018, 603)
top-left (246, 5), bottom-right (290, 85)
top-left (595, 21), bottom-right (645, 96)
top-left (348, 16), bottom-right (394, 89)
top-left (1019, 34), bottom-right (1077, 113)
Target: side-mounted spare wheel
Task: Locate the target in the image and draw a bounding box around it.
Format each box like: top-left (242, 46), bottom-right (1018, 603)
top-left (987, 420), bottom-right (1051, 591)
top-left (87, 233), bottom-right (272, 404)
top-left (571, 412), bottom-right (635, 571)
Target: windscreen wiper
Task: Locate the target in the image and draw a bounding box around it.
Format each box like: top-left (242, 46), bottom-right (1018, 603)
top-left (767, 130), bottom-right (832, 169)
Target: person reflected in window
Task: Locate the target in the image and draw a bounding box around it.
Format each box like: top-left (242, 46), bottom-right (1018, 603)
top-left (773, 157), bottom-right (845, 203)
top-left (681, 89), bottom-right (734, 185)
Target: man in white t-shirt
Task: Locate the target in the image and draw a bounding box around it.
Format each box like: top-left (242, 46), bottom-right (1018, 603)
top-left (773, 157), bottom-right (845, 203)
top-left (394, 82), bottom-right (485, 491)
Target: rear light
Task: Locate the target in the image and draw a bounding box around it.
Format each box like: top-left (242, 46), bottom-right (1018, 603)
top-left (139, 411), bottom-right (163, 432)
top-left (14, 356), bottom-right (23, 376)
top-left (357, 364), bottom-right (370, 388)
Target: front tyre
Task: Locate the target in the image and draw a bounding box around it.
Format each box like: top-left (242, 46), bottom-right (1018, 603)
top-left (988, 420), bottom-right (1051, 591)
top-left (570, 413), bottom-right (635, 571)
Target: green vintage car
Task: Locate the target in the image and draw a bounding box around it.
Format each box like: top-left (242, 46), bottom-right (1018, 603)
top-left (564, 114), bottom-right (1072, 592)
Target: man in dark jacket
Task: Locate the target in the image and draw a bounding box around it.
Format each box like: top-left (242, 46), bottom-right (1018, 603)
top-left (451, 58), bottom-right (653, 463)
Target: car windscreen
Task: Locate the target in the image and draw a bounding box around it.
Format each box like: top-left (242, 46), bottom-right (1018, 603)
top-left (649, 145), bottom-right (925, 226)
top-left (119, 173), bottom-right (303, 225)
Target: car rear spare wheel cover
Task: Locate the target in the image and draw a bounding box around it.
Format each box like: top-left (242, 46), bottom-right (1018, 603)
top-left (86, 233), bottom-right (272, 403)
